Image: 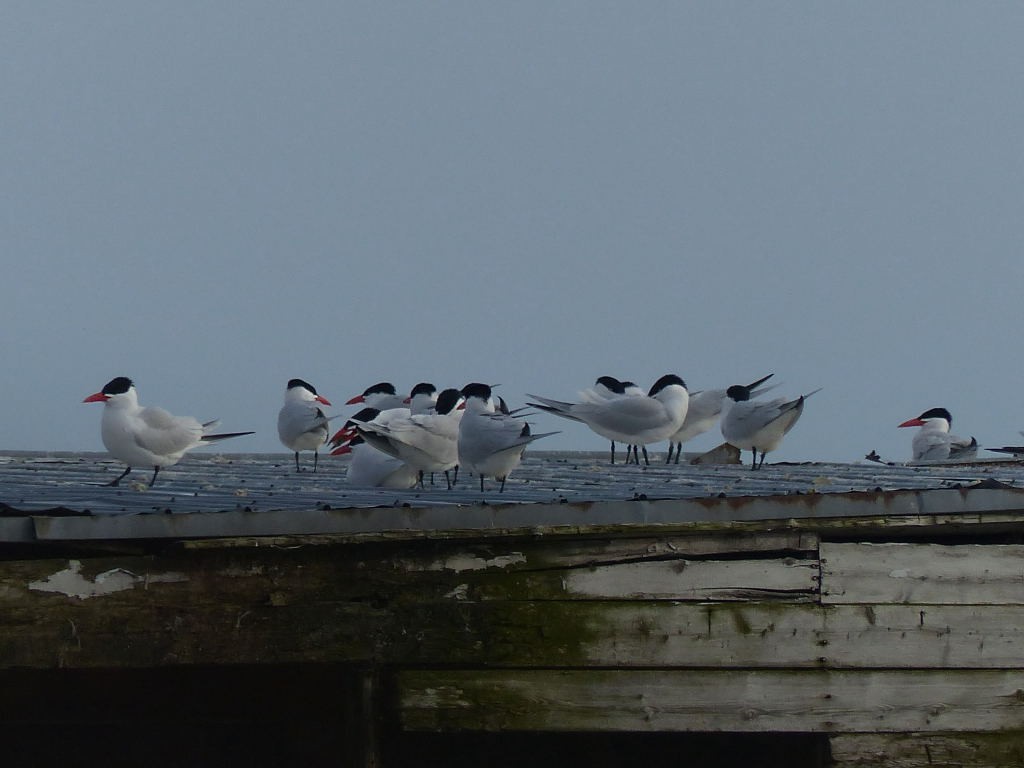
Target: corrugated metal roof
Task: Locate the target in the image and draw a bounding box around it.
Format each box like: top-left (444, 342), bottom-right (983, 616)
top-left (2, 450), bottom-right (1024, 542)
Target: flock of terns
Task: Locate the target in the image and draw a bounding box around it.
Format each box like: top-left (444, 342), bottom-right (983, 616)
top-left (81, 374), bottom-right (1020, 492)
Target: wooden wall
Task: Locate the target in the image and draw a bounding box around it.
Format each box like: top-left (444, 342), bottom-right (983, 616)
top-left (2, 516), bottom-right (1024, 766)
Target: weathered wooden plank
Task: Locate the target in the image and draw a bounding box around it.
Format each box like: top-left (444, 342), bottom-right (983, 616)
top-left (821, 543), bottom-right (1024, 605)
top-left (557, 557), bottom-right (818, 601)
top-left (7, 591), bottom-right (1024, 670)
top-left (398, 669), bottom-right (1024, 733)
top-left (392, 531), bottom-right (820, 573)
top-left (383, 600), bottom-right (1024, 669)
top-left (829, 732), bottom-right (1024, 767)
top-left (460, 556), bottom-right (818, 602)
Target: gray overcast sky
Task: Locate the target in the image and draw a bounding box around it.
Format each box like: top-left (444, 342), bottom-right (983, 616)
top-left (4, 2), bottom-right (1024, 463)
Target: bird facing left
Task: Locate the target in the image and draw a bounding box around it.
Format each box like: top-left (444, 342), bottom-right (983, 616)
top-left (83, 376), bottom-right (255, 487)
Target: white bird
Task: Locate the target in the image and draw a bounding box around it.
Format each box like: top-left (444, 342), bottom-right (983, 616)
top-left (527, 374), bottom-right (689, 466)
top-left (898, 407), bottom-right (978, 461)
top-left (666, 374), bottom-right (775, 464)
top-left (720, 382), bottom-right (821, 469)
top-left (405, 381), bottom-right (439, 415)
top-left (330, 408), bottom-right (419, 488)
top-left (577, 376), bottom-right (644, 464)
top-left (356, 388), bottom-right (464, 489)
top-left (458, 382), bottom-right (558, 492)
top-left (329, 382), bottom-right (434, 448)
top-left (345, 381), bottom-right (405, 411)
top-left (83, 376), bottom-right (254, 487)
top-left (277, 378), bottom-right (332, 472)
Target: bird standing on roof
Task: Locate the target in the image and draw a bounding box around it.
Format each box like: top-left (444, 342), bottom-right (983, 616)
top-left (330, 407), bottom-right (419, 488)
top-left (83, 376), bottom-right (254, 487)
top-left (277, 378), bottom-right (332, 472)
top-left (666, 374), bottom-right (775, 463)
top-left (576, 376), bottom-right (644, 464)
top-left (527, 374), bottom-right (689, 466)
top-left (898, 407), bottom-right (977, 461)
top-left (459, 383), bottom-right (558, 492)
top-left (355, 388), bottom-right (464, 489)
top-left (721, 382), bottom-right (820, 469)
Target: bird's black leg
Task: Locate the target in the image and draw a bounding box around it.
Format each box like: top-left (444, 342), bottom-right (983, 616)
top-left (666, 444), bottom-right (674, 464)
top-left (417, 470), bottom-right (425, 489)
top-left (499, 476), bottom-right (507, 492)
top-left (313, 451), bottom-right (319, 473)
top-left (106, 466), bottom-right (132, 487)
top-left (453, 466), bottom-right (460, 486)
top-left (430, 472), bottom-right (436, 486)
top-left (610, 441), bottom-right (616, 465)
top-left (641, 446), bottom-right (650, 466)
top-left (294, 452), bottom-right (301, 472)
top-left (443, 470), bottom-right (452, 490)
top-left (149, 466), bottom-right (160, 487)
top-left (674, 442), bottom-right (682, 465)
top-left (479, 475), bottom-right (485, 492)
top-left (757, 451), bottom-right (767, 470)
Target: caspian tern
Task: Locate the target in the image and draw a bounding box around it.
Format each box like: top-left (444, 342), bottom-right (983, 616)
top-left (83, 376), bottom-right (254, 487)
top-left (526, 374), bottom-right (689, 466)
top-left (329, 407), bottom-right (419, 488)
top-left (577, 376), bottom-right (644, 464)
top-left (458, 382), bottom-right (557, 492)
top-left (345, 382), bottom-right (405, 411)
top-left (720, 382), bottom-right (821, 469)
top-left (898, 408), bottom-right (978, 461)
top-left (277, 378), bottom-right (332, 472)
top-left (356, 388), bottom-right (464, 489)
top-left (329, 382), bottom-right (434, 447)
top-left (666, 374), bottom-right (775, 464)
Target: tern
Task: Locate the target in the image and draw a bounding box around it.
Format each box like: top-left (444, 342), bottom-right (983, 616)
top-left (83, 376), bottom-right (254, 487)
top-left (720, 382), bottom-right (821, 469)
top-left (356, 388), bottom-right (464, 489)
top-left (329, 382), bottom-right (435, 447)
top-left (666, 374), bottom-right (775, 464)
top-left (527, 374), bottom-right (689, 466)
top-left (458, 382), bottom-right (557, 492)
top-left (576, 376), bottom-right (644, 464)
top-left (898, 408), bottom-right (978, 461)
top-left (277, 378), bottom-right (332, 472)
top-left (345, 382), bottom-right (405, 411)
top-left (330, 407), bottom-right (418, 488)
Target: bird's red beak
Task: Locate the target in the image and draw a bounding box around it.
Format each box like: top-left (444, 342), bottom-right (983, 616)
top-left (345, 395), bottom-right (365, 405)
top-left (83, 392), bottom-right (109, 403)
top-left (329, 426), bottom-right (355, 445)
top-left (316, 395), bottom-right (332, 406)
top-left (898, 418), bottom-right (925, 428)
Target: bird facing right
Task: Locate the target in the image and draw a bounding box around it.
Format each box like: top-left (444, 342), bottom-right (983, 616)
top-left (526, 374), bottom-right (689, 466)
top-left (277, 378), bottom-right (332, 472)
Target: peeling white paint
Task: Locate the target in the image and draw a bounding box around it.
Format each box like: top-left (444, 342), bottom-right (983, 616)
top-left (445, 583), bottom-right (470, 600)
top-left (425, 553), bottom-right (528, 572)
top-left (28, 559), bottom-right (188, 600)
